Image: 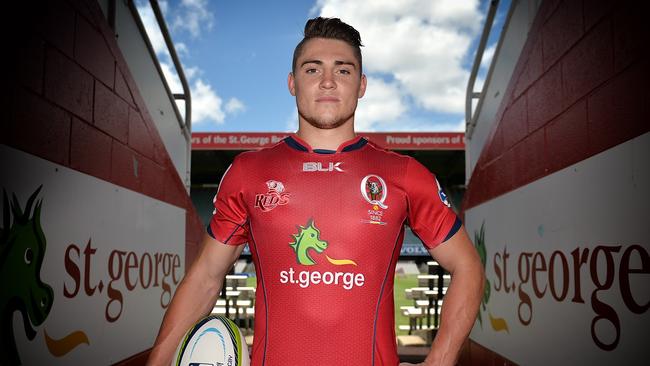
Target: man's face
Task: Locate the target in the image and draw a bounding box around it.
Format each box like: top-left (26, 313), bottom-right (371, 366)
top-left (288, 38), bottom-right (367, 130)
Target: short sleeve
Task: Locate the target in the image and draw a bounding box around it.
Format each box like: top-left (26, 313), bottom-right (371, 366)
top-left (207, 158), bottom-right (249, 245)
top-left (405, 158), bottom-right (462, 249)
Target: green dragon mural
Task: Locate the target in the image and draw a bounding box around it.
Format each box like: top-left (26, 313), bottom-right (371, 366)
top-left (474, 221), bottom-right (490, 328)
top-left (474, 221), bottom-right (508, 333)
top-left (0, 186), bottom-right (54, 365)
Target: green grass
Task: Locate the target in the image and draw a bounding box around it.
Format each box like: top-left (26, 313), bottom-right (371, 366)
top-left (393, 274), bottom-right (419, 336)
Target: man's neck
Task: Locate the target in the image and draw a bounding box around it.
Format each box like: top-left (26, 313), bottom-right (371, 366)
top-left (295, 121), bottom-right (356, 151)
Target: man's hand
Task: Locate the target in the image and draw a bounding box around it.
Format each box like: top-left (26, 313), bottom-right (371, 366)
top-left (147, 234), bottom-right (244, 365)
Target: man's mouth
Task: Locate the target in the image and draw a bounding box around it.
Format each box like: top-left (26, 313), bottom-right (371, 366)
top-left (316, 96), bottom-right (340, 102)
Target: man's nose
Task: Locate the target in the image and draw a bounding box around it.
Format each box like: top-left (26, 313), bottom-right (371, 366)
top-left (319, 70), bottom-right (336, 89)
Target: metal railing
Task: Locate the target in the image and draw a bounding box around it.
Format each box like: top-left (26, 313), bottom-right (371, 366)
top-left (465, 0), bottom-right (501, 139)
top-left (108, 0), bottom-right (193, 189)
top-left (125, 0), bottom-right (192, 138)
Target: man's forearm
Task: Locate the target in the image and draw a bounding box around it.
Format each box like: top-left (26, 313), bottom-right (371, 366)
top-left (147, 266), bottom-right (223, 365)
top-left (424, 265), bottom-right (484, 366)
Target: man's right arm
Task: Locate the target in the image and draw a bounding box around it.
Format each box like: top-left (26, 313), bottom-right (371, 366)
top-left (147, 233), bottom-right (245, 365)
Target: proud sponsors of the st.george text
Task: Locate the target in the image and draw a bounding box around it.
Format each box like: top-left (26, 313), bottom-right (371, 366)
top-left (0, 145), bottom-right (185, 365)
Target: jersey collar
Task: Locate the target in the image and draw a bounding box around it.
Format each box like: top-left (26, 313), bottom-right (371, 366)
top-left (284, 134), bottom-right (368, 154)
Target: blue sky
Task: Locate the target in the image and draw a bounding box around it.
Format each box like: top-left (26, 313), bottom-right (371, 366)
top-left (137, 0), bottom-right (508, 133)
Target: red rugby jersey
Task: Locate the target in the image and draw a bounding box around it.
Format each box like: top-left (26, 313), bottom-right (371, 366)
top-left (208, 135), bottom-right (460, 366)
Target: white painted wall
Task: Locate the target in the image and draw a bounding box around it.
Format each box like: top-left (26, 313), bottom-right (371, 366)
top-left (465, 132), bottom-right (650, 365)
top-left (1, 145), bottom-right (185, 365)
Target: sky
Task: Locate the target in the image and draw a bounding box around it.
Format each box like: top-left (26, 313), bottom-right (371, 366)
top-left (136, 0), bottom-right (509, 133)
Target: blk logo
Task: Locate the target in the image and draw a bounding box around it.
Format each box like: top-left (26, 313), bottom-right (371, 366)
top-left (302, 162), bottom-right (343, 172)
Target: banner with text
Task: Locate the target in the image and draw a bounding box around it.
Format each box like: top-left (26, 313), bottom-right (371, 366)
top-left (191, 132), bottom-right (465, 150)
top-left (465, 133), bottom-right (649, 365)
top-left (0, 145), bottom-right (185, 365)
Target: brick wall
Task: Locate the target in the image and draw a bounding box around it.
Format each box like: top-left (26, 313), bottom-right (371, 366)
top-left (463, 0), bottom-right (649, 211)
top-left (460, 0), bottom-right (648, 363)
top-left (3, 1), bottom-right (203, 363)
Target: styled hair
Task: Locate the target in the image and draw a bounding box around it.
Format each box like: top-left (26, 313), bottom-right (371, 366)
top-left (292, 17), bottom-right (363, 74)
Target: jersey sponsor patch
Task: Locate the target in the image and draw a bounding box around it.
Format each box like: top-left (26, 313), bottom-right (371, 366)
top-left (254, 180), bottom-right (290, 212)
top-left (280, 219), bottom-right (364, 290)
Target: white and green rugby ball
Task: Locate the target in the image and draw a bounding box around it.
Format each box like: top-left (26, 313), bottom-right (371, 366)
top-left (172, 315), bottom-right (250, 366)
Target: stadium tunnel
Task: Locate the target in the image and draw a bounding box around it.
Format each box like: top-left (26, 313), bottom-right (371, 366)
top-left (2, 0), bottom-right (648, 365)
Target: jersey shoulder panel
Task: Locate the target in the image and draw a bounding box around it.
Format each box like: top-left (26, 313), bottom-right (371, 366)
top-left (364, 139), bottom-right (412, 163)
top-left (231, 138), bottom-right (293, 167)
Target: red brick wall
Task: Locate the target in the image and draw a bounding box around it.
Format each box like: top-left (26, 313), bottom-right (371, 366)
top-left (4, 1), bottom-right (203, 363)
top-left (461, 0), bottom-right (648, 363)
top-left (463, 0), bottom-right (649, 211)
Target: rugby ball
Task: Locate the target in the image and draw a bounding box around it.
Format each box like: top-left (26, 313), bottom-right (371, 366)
top-left (172, 315), bottom-right (250, 366)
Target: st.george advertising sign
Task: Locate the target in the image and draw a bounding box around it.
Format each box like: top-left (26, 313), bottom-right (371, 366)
top-left (1, 145), bottom-right (185, 365)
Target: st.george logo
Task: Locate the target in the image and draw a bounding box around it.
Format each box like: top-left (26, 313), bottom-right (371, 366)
top-left (289, 219), bottom-right (357, 266)
top-left (254, 180), bottom-right (290, 212)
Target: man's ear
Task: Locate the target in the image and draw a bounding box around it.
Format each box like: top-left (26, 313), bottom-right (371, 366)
top-left (358, 74), bottom-right (367, 98)
top-left (288, 72), bottom-right (296, 96)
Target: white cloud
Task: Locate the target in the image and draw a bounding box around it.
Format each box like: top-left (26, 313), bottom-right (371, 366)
top-left (481, 43), bottom-right (496, 70)
top-left (159, 61), bottom-right (183, 92)
top-left (225, 98), bottom-right (246, 115)
top-left (137, 0), bottom-right (245, 127)
top-left (367, 117), bottom-right (466, 132)
top-left (175, 42), bottom-right (189, 56)
top-left (285, 108), bottom-right (299, 132)
top-left (315, 0), bottom-right (483, 115)
top-left (355, 76), bottom-right (407, 131)
top-left (191, 79), bottom-right (225, 125)
top-left (137, 2), bottom-right (170, 59)
top-left (172, 0), bottom-right (214, 38)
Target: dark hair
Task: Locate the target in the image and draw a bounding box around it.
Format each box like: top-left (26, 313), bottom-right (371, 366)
top-left (292, 17), bottom-right (363, 74)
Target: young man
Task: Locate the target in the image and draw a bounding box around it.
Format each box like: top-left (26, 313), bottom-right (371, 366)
top-left (148, 17), bottom-right (484, 366)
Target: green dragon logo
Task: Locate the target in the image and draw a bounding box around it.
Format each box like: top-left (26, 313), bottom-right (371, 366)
top-left (1, 186), bottom-right (54, 365)
top-left (289, 219), bottom-right (357, 266)
top-left (474, 221), bottom-right (508, 333)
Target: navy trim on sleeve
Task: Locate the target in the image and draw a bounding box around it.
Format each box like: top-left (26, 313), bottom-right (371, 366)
top-left (207, 223), bottom-right (215, 238)
top-left (443, 216), bottom-right (463, 242)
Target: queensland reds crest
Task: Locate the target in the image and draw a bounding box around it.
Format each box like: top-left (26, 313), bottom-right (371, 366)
top-left (255, 180), bottom-right (290, 212)
top-left (360, 175), bottom-right (388, 209)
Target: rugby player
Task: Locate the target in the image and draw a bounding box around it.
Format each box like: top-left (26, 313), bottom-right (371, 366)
top-left (148, 17), bottom-right (484, 366)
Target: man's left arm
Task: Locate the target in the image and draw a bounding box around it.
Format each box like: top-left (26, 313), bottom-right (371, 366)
top-left (402, 225), bottom-right (485, 366)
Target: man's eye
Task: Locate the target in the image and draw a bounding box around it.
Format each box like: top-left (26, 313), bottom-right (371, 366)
top-left (339, 69), bottom-right (351, 75)
top-left (305, 68), bottom-right (317, 74)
